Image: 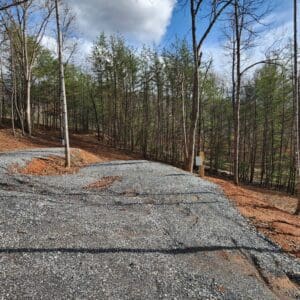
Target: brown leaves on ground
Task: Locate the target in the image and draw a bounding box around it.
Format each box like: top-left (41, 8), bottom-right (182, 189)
top-left (208, 177), bottom-right (300, 258)
top-left (0, 128), bottom-right (137, 162)
top-left (69, 133), bottom-right (137, 162)
top-left (84, 176), bottom-right (122, 190)
top-left (10, 149), bottom-right (102, 176)
top-left (1, 127), bottom-right (136, 176)
top-left (0, 129), bottom-right (56, 151)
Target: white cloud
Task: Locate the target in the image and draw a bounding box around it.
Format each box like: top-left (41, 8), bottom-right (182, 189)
top-left (41, 0), bottom-right (176, 66)
top-left (41, 35), bottom-right (57, 55)
top-left (66, 0), bottom-right (176, 43)
top-left (71, 39), bottom-right (93, 65)
top-left (41, 35), bottom-right (92, 66)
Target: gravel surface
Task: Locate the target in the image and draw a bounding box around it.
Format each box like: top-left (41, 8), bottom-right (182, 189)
top-left (0, 148), bottom-right (299, 299)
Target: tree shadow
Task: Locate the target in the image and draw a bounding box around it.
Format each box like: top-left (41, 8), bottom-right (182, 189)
top-left (164, 174), bottom-right (193, 177)
top-left (78, 200), bottom-right (220, 208)
top-left (87, 190), bottom-right (221, 198)
top-left (88, 161), bottom-right (148, 167)
top-left (0, 245), bottom-right (285, 255)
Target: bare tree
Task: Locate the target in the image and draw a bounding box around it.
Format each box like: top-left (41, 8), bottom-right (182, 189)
top-left (57, 2), bottom-right (76, 143)
top-left (233, 0), bottom-right (241, 185)
top-left (55, 0), bottom-right (70, 167)
top-left (185, 0), bottom-right (233, 172)
top-left (294, 0), bottom-right (300, 214)
top-left (2, 0), bottom-right (54, 136)
top-left (225, 0), bottom-right (271, 184)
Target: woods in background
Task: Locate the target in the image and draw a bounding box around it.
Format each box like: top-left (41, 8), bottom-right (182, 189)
top-left (0, 0), bottom-right (299, 196)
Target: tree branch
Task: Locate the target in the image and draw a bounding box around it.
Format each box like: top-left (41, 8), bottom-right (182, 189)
top-left (240, 60), bottom-right (282, 76)
top-left (0, 0), bottom-right (28, 11)
top-left (195, 0), bottom-right (204, 15)
top-left (197, 0), bottom-right (234, 53)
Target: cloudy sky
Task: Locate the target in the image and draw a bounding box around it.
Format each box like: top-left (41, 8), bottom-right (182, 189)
top-left (53, 0), bottom-right (294, 75)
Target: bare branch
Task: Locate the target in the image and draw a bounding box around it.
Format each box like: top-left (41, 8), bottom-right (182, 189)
top-left (197, 0), bottom-right (233, 52)
top-left (240, 59), bottom-right (282, 77)
top-left (0, 0), bottom-right (28, 11)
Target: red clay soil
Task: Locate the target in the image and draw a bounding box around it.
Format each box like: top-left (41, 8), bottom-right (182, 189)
top-left (10, 149), bottom-right (101, 176)
top-left (69, 133), bottom-right (136, 161)
top-left (1, 128), bottom-right (135, 176)
top-left (84, 176), bottom-right (122, 190)
top-left (0, 128), bottom-right (136, 161)
top-left (0, 129), bottom-right (57, 151)
top-left (208, 177), bottom-right (300, 258)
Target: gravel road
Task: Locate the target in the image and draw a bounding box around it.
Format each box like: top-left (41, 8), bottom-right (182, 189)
top-left (0, 148), bottom-right (299, 299)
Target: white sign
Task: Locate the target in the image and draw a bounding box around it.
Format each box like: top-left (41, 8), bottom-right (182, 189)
top-left (196, 156), bottom-right (202, 167)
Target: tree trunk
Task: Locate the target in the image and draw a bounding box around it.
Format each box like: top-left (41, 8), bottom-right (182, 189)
top-left (22, 6), bottom-right (32, 136)
top-left (55, 0), bottom-right (71, 168)
top-left (231, 34), bottom-right (236, 176)
top-left (294, 0), bottom-right (300, 214)
top-left (91, 93), bottom-right (100, 141)
top-left (233, 0), bottom-right (241, 185)
top-left (185, 0), bottom-right (200, 172)
top-left (25, 76), bottom-right (32, 136)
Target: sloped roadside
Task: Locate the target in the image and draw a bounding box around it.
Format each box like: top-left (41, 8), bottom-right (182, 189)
top-left (208, 177), bottom-right (300, 259)
top-left (0, 149), bottom-right (299, 299)
top-left (0, 128), bottom-right (136, 162)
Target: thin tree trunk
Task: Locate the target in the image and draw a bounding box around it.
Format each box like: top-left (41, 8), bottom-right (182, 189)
top-left (22, 5), bottom-right (32, 136)
top-left (10, 41), bottom-right (16, 135)
top-left (250, 97), bottom-right (257, 183)
top-left (294, 0), bottom-right (300, 214)
top-left (233, 0), bottom-right (241, 185)
top-left (231, 35), bottom-right (236, 176)
top-left (91, 93), bottom-right (100, 141)
top-left (185, 0), bottom-right (200, 172)
top-left (25, 75), bottom-right (32, 135)
top-left (55, 0), bottom-right (71, 167)
top-left (181, 78), bottom-right (188, 160)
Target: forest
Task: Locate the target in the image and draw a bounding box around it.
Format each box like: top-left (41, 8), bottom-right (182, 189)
top-left (0, 0), bottom-right (299, 203)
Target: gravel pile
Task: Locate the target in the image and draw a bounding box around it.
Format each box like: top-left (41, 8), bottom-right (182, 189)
top-left (0, 148), bottom-right (299, 299)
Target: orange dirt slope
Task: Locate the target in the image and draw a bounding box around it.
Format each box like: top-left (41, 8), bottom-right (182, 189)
top-left (1, 128), bottom-right (135, 176)
top-left (0, 128), bottom-right (135, 160)
top-left (208, 177), bottom-right (300, 258)
top-left (9, 149), bottom-right (101, 176)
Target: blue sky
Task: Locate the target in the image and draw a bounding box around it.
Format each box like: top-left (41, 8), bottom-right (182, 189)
top-left (161, 0), bottom-right (293, 75)
top-left (162, 0), bottom-right (293, 47)
top-left (43, 0), bottom-right (294, 75)
top-left (161, 0), bottom-right (293, 56)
